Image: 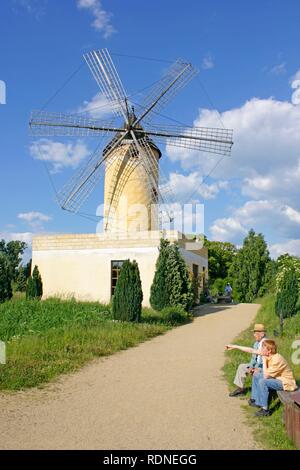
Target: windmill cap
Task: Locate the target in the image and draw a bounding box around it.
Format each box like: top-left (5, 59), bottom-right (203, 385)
top-left (253, 323), bottom-right (266, 332)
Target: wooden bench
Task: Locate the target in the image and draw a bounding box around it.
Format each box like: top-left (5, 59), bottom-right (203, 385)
top-left (277, 389), bottom-right (300, 449)
top-left (217, 295), bottom-right (232, 304)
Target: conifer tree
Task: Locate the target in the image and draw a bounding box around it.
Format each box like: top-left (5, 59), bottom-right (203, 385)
top-left (150, 239), bottom-right (193, 311)
top-left (150, 239), bottom-right (171, 310)
top-left (26, 276), bottom-right (36, 300)
top-left (26, 265), bottom-right (43, 300)
top-left (166, 243), bottom-right (194, 311)
top-left (0, 253), bottom-right (13, 303)
top-left (112, 260), bottom-right (143, 322)
top-left (229, 229), bottom-right (271, 302)
top-left (275, 267), bottom-right (299, 335)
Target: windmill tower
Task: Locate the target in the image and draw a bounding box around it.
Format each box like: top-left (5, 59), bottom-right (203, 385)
top-left (30, 49), bottom-right (233, 305)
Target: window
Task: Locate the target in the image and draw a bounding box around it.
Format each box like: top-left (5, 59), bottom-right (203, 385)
top-left (192, 264), bottom-right (199, 278)
top-left (192, 264), bottom-right (199, 298)
top-left (111, 260), bottom-right (124, 297)
top-left (202, 266), bottom-right (206, 287)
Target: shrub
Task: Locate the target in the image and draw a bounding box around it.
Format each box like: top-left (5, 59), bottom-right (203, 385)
top-left (150, 239), bottom-right (171, 311)
top-left (150, 239), bottom-right (194, 311)
top-left (0, 253), bottom-right (12, 303)
top-left (160, 306), bottom-right (191, 325)
top-left (275, 266), bottom-right (299, 335)
top-left (26, 265), bottom-right (43, 300)
top-left (229, 229), bottom-right (271, 302)
top-left (112, 259), bottom-right (143, 322)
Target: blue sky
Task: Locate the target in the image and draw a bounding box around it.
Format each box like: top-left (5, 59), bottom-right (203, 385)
top-left (1, 0), bottom-right (300, 258)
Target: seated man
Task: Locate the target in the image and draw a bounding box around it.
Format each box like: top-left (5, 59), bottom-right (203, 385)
top-left (225, 323), bottom-right (267, 396)
top-left (224, 283), bottom-right (232, 296)
top-left (250, 339), bottom-right (297, 417)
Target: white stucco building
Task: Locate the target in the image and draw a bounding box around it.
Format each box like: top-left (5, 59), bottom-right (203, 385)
top-left (32, 230), bottom-right (208, 307)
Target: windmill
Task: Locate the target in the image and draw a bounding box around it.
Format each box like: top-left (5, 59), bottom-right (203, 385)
top-left (29, 49), bottom-right (233, 234)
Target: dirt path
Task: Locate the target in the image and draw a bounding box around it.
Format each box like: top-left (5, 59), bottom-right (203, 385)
top-left (0, 303), bottom-right (261, 450)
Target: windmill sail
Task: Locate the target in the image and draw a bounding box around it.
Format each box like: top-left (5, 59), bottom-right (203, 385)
top-left (133, 59), bottom-right (198, 125)
top-left (84, 49), bottom-right (128, 120)
top-left (30, 48), bottom-right (234, 230)
top-left (143, 123), bottom-right (233, 156)
top-left (29, 111), bottom-right (121, 137)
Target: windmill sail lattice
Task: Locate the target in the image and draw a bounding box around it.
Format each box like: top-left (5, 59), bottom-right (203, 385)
top-left (29, 48), bottom-right (233, 232)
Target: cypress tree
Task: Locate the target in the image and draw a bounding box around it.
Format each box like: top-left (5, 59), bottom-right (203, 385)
top-left (32, 265), bottom-right (43, 298)
top-left (0, 253), bottom-right (13, 303)
top-left (26, 265), bottom-right (43, 300)
top-left (150, 239), bottom-right (193, 311)
top-left (150, 239), bottom-right (171, 310)
top-left (275, 267), bottom-right (299, 335)
top-left (166, 243), bottom-right (193, 311)
top-left (229, 229), bottom-right (271, 302)
top-left (26, 276), bottom-right (36, 300)
top-left (112, 259), bottom-right (143, 322)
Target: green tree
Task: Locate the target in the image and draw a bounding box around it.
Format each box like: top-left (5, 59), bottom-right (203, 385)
top-left (0, 240), bottom-right (27, 282)
top-left (229, 229), bottom-right (271, 302)
top-left (112, 260), bottom-right (143, 322)
top-left (26, 276), bottom-right (36, 300)
top-left (275, 267), bottom-right (299, 335)
top-left (204, 237), bottom-right (236, 282)
top-left (0, 253), bottom-right (13, 303)
top-left (275, 254), bottom-right (300, 291)
top-left (15, 259), bottom-right (32, 292)
top-left (165, 243), bottom-right (194, 311)
top-left (150, 239), bottom-right (171, 310)
top-left (26, 265), bottom-right (43, 300)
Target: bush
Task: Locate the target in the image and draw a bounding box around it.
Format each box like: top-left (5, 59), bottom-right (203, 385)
top-left (150, 239), bottom-right (171, 311)
top-left (275, 266), bottom-right (299, 335)
top-left (0, 254), bottom-right (12, 303)
top-left (150, 239), bottom-right (193, 311)
top-left (112, 260), bottom-right (143, 322)
top-left (160, 306), bottom-right (191, 325)
top-left (26, 265), bottom-right (43, 300)
top-left (210, 278), bottom-right (227, 296)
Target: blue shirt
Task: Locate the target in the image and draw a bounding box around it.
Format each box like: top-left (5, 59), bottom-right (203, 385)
top-left (249, 338), bottom-right (266, 368)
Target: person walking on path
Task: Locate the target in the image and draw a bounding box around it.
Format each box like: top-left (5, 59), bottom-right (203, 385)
top-left (226, 323), bottom-right (267, 397)
top-left (250, 339), bottom-right (297, 417)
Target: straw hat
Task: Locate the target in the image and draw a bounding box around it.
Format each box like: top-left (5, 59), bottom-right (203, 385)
top-left (253, 323), bottom-right (266, 332)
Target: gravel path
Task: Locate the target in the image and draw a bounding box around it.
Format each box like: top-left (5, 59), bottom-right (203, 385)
top-left (0, 303), bottom-right (261, 450)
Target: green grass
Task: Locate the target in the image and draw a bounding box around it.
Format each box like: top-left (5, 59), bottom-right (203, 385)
top-left (223, 294), bottom-right (300, 450)
top-left (0, 298), bottom-right (187, 391)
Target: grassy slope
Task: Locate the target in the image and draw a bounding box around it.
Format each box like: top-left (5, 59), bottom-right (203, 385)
top-left (0, 299), bottom-right (183, 391)
top-left (223, 294), bottom-right (300, 450)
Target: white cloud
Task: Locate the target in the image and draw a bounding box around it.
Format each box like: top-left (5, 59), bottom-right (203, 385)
top-left (78, 92), bottom-right (116, 118)
top-left (18, 212), bottom-right (51, 231)
top-left (168, 172), bottom-right (228, 201)
top-left (30, 139), bottom-right (90, 173)
top-left (269, 239), bottom-right (300, 259)
top-left (166, 83), bottom-right (300, 215)
top-left (291, 70), bottom-right (300, 105)
top-left (235, 199), bottom-right (300, 229)
top-left (12, 0), bottom-right (47, 18)
top-left (270, 62), bottom-right (286, 75)
top-left (210, 199), bottom-right (300, 243)
top-left (0, 231), bottom-right (33, 246)
top-left (291, 69), bottom-right (300, 82)
top-left (77, 0), bottom-right (116, 38)
top-left (167, 97), bottom-right (300, 179)
top-left (202, 54), bottom-right (214, 70)
top-left (210, 217), bottom-right (248, 242)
